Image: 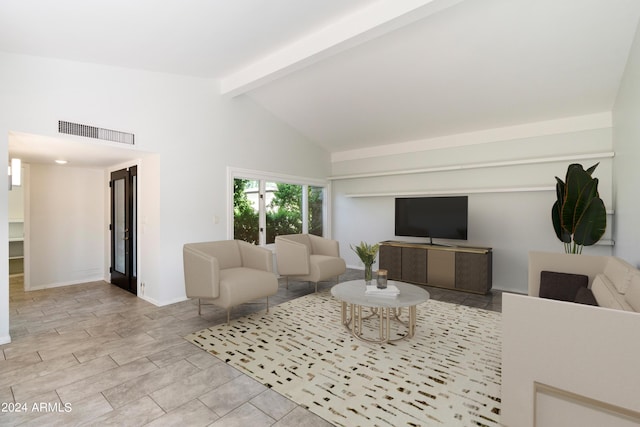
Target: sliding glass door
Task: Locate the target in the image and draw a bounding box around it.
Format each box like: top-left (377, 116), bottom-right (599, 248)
top-left (265, 182), bottom-right (302, 243)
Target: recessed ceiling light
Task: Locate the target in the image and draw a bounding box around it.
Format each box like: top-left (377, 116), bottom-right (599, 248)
top-left (55, 160), bottom-right (68, 165)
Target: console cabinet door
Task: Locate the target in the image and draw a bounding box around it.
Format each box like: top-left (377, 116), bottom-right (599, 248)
top-left (427, 250), bottom-right (455, 288)
top-left (455, 252), bottom-right (492, 293)
top-left (379, 245), bottom-right (402, 280)
top-left (401, 247), bottom-right (427, 284)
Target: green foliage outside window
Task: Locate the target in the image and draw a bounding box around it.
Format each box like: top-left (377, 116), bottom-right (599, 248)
top-left (308, 186), bottom-right (324, 237)
top-left (233, 179), bottom-right (259, 244)
top-left (233, 179), bottom-right (324, 244)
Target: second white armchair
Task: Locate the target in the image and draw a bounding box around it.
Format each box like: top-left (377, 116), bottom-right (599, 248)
top-left (275, 233), bottom-right (346, 292)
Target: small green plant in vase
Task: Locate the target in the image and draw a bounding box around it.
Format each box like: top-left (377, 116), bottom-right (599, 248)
top-left (351, 241), bottom-right (379, 283)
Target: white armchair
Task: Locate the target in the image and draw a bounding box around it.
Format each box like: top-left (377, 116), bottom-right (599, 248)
top-left (275, 234), bottom-right (346, 292)
top-left (183, 240), bottom-right (279, 323)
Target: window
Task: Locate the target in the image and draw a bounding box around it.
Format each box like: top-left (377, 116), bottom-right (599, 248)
top-left (231, 169), bottom-right (328, 245)
top-left (265, 181), bottom-right (303, 244)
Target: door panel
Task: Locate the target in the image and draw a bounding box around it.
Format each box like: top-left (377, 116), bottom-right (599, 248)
top-left (110, 166), bottom-right (137, 294)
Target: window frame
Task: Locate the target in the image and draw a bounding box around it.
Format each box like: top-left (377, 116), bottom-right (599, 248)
top-left (227, 167), bottom-right (331, 245)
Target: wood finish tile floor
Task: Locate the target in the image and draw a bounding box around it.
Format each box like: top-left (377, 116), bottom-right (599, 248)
top-left (0, 270), bottom-right (501, 426)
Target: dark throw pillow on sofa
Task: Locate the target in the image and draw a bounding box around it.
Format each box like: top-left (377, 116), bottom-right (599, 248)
top-left (539, 270), bottom-right (589, 302)
top-left (574, 286), bottom-right (599, 306)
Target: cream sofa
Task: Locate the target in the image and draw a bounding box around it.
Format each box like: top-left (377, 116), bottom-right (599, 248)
top-left (274, 233), bottom-right (346, 292)
top-left (183, 240), bottom-right (279, 323)
top-left (502, 252), bottom-right (640, 427)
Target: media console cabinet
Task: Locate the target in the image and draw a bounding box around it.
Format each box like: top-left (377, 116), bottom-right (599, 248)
top-left (378, 240), bottom-right (492, 294)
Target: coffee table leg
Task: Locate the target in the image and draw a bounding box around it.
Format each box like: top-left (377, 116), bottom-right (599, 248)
top-left (351, 304), bottom-right (359, 337)
top-left (408, 305), bottom-right (416, 337)
top-left (386, 308), bottom-right (391, 342)
top-left (339, 302), bottom-right (420, 343)
top-left (341, 301), bottom-right (347, 326)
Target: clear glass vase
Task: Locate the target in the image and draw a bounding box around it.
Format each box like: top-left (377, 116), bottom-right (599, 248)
top-left (364, 264), bottom-right (373, 283)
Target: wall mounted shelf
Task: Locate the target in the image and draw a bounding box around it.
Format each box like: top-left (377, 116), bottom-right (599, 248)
top-left (330, 151), bottom-right (614, 181)
top-left (344, 186), bottom-right (555, 198)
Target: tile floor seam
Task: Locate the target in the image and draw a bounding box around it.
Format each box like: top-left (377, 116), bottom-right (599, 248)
top-left (144, 391), bottom-right (169, 422)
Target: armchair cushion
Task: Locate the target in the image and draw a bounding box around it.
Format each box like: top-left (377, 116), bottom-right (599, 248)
top-left (218, 267), bottom-right (278, 308)
top-left (309, 255), bottom-right (347, 282)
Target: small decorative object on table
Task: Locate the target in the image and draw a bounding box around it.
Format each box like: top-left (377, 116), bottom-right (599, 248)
top-left (350, 241), bottom-right (379, 284)
top-left (377, 269), bottom-right (388, 289)
top-left (364, 282), bottom-right (400, 297)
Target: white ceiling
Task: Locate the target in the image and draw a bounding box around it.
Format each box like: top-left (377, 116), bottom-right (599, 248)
top-left (2, 0), bottom-right (640, 165)
top-left (7, 132), bottom-right (151, 169)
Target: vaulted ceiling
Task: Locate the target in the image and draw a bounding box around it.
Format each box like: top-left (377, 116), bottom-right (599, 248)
top-left (2, 0), bottom-right (640, 163)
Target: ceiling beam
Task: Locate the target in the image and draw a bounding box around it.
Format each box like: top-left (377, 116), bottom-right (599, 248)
top-left (219, 0), bottom-right (464, 97)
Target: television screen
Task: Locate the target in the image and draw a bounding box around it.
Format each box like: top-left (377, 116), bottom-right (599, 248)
top-left (395, 196), bottom-right (468, 240)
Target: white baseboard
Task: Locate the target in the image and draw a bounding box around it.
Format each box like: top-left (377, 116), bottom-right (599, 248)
top-left (0, 335), bottom-right (11, 345)
top-left (26, 276), bottom-right (107, 291)
top-left (25, 277), bottom-right (189, 308)
top-left (138, 294), bottom-right (189, 307)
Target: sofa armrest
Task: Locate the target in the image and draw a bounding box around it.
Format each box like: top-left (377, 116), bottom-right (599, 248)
top-left (238, 240), bottom-right (274, 272)
top-left (183, 244), bottom-right (221, 299)
top-left (309, 234), bottom-right (340, 257)
top-left (502, 293), bottom-right (640, 427)
top-left (275, 237), bottom-right (310, 275)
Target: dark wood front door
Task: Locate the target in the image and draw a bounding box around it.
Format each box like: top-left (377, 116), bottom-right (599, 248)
top-left (110, 166), bottom-right (137, 294)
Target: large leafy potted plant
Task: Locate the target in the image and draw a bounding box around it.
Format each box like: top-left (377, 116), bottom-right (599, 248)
top-left (552, 163), bottom-right (606, 254)
top-left (351, 241), bottom-right (379, 283)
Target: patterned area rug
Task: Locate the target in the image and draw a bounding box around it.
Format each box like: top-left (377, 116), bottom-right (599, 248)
top-left (185, 291), bottom-right (501, 427)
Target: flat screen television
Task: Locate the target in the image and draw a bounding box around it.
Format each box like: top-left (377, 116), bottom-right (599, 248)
top-left (395, 196), bottom-right (468, 241)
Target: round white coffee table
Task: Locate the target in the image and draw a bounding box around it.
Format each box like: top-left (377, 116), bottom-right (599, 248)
top-left (330, 280), bottom-right (430, 343)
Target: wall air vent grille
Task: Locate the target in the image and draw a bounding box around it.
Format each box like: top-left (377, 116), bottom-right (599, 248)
top-left (58, 120), bottom-right (135, 145)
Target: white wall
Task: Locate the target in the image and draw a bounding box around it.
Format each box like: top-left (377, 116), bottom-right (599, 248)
top-left (332, 121), bottom-right (614, 293)
top-left (28, 164), bottom-right (105, 289)
top-left (8, 178), bottom-right (24, 220)
top-left (0, 52), bottom-right (331, 343)
top-left (613, 24), bottom-right (640, 268)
